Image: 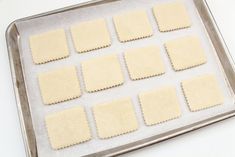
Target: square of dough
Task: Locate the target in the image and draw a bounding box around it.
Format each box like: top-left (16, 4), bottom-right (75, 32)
top-left (165, 36), bottom-right (207, 71)
top-left (38, 66), bottom-right (81, 105)
top-left (181, 74), bottom-right (224, 112)
top-left (93, 98), bottom-right (138, 139)
top-left (139, 86), bottom-right (181, 126)
top-left (29, 29), bottom-right (69, 64)
top-left (45, 106), bottom-right (91, 149)
top-left (70, 18), bottom-right (111, 53)
top-left (124, 45), bottom-right (165, 80)
top-left (81, 54), bottom-right (124, 92)
top-left (113, 9), bottom-right (153, 42)
top-left (153, 1), bottom-right (191, 32)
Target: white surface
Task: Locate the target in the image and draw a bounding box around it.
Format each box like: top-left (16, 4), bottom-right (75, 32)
top-left (0, 0), bottom-right (235, 157)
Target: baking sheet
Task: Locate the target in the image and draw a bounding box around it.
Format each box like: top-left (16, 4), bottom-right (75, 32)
top-left (15, 0), bottom-right (235, 156)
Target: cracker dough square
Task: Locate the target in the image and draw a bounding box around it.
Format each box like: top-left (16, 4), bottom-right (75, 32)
top-left (45, 106), bottom-right (91, 149)
top-left (38, 66), bottom-right (81, 105)
top-left (81, 54), bottom-right (124, 92)
top-left (29, 29), bottom-right (69, 64)
top-left (113, 9), bottom-right (153, 42)
top-left (181, 74), bottom-right (224, 112)
top-left (153, 1), bottom-right (191, 32)
top-left (124, 45), bottom-right (165, 80)
top-left (70, 18), bottom-right (111, 53)
top-left (93, 98), bottom-right (138, 139)
top-left (165, 36), bottom-right (207, 71)
top-left (139, 86), bottom-right (181, 125)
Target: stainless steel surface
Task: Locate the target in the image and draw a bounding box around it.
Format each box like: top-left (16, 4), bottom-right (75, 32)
top-left (5, 0), bottom-right (235, 157)
top-left (6, 24), bottom-right (37, 157)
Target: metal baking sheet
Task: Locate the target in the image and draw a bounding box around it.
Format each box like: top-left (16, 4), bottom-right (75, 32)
top-left (5, 0), bottom-right (235, 157)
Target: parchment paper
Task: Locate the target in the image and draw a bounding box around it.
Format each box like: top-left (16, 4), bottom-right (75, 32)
top-left (16, 0), bottom-right (235, 156)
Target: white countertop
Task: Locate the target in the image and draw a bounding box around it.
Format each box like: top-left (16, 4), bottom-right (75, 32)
top-left (0, 0), bottom-right (235, 156)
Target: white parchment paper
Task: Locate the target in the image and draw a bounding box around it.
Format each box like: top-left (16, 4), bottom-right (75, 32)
top-left (16, 0), bottom-right (235, 156)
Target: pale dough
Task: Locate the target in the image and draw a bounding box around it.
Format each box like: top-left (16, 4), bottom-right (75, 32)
top-left (124, 45), bottom-right (165, 80)
top-left (45, 106), bottom-right (91, 149)
top-left (113, 9), bottom-right (153, 42)
top-left (93, 98), bottom-right (138, 139)
top-left (81, 54), bottom-right (124, 92)
top-left (181, 74), bottom-right (224, 112)
top-left (165, 36), bottom-right (207, 71)
top-left (38, 66), bottom-right (81, 105)
top-left (70, 18), bottom-right (111, 53)
top-left (153, 1), bottom-right (191, 32)
top-left (29, 29), bottom-right (69, 64)
top-left (139, 86), bottom-right (181, 126)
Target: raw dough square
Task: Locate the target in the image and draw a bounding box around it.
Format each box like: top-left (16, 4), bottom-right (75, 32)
top-left (153, 1), bottom-right (191, 32)
top-left (181, 74), bottom-right (224, 112)
top-left (38, 66), bottom-right (81, 105)
top-left (165, 36), bottom-right (207, 71)
top-left (45, 106), bottom-right (91, 149)
top-left (81, 54), bottom-right (124, 92)
top-left (29, 29), bottom-right (69, 64)
top-left (113, 9), bottom-right (153, 42)
top-left (93, 98), bottom-right (138, 139)
top-left (70, 18), bottom-right (111, 53)
top-left (124, 45), bottom-right (165, 80)
top-left (139, 86), bottom-right (181, 125)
